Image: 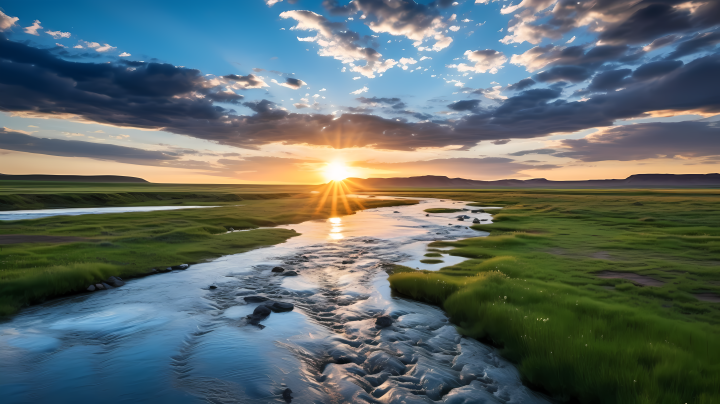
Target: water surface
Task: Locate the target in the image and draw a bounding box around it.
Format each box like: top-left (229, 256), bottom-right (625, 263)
top-left (0, 205), bottom-right (219, 221)
top-left (0, 199), bottom-right (550, 404)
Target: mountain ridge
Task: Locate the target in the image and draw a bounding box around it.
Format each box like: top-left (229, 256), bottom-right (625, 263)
top-left (0, 174), bottom-right (149, 183)
top-left (343, 174), bottom-right (720, 189)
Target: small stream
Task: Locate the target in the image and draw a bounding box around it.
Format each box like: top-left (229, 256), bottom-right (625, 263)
top-left (0, 198), bottom-right (551, 404)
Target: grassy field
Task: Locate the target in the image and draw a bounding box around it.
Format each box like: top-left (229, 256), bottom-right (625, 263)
top-left (0, 187), bottom-right (416, 316)
top-left (0, 180), bottom-right (319, 210)
top-left (380, 189), bottom-right (720, 404)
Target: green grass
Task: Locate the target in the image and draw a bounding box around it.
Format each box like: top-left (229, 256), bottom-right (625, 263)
top-left (424, 208), bottom-right (463, 213)
top-left (419, 258), bottom-right (444, 264)
top-left (383, 189), bottom-right (720, 403)
top-left (0, 195), bottom-right (417, 315)
top-left (424, 252), bottom-right (442, 257)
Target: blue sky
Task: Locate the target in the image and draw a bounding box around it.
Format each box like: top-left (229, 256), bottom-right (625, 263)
top-left (0, 0), bottom-right (718, 183)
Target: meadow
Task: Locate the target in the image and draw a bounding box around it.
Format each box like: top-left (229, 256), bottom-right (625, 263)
top-left (0, 182), bottom-right (416, 315)
top-left (383, 188), bottom-right (720, 404)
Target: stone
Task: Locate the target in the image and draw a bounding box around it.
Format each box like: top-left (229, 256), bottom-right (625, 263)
top-left (87, 285), bottom-right (96, 292)
top-left (105, 276), bottom-right (125, 287)
top-left (341, 260), bottom-right (354, 265)
top-left (172, 264), bottom-right (189, 270)
top-left (457, 218), bottom-right (464, 221)
top-left (268, 302), bottom-right (294, 312)
top-left (271, 266), bottom-right (285, 273)
top-left (101, 282), bottom-right (114, 289)
top-left (281, 271), bottom-right (299, 276)
top-left (253, 305), bottom-right (272, 317)
top-left (244, 296), bottom-right (269, 303)
top-left (425, 213), bottom-right (429, 217)
top-left (209, 285), bottom-right (217, 289)
top-left (393, 211), bottom-right (400, 213)
top-left (228, 227), bottom-right (234, 231)
top-left (481, 219), bottom-right (488, 222)
top-left (282, 388), bottom-right (293, 402)
top-left (375, 315), bottom-right (394, 328)
top-left (473, 218), bottom-right (480, 224)
top-left (95, 283), bottom-right (105, 290)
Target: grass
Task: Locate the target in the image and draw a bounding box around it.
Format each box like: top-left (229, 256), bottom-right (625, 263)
top-left (381, 189), bottom-right (720, 404)
top-left (424, 208), bottom-right (464, 213)
top-left (0, 193), bottom-right (416, 316)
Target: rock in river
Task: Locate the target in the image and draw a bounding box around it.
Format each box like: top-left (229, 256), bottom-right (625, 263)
top-left (282, 388), bottom-right (293, 402)
top-left (272, 266), bottom-right (285, 273)
top-left (281, 271), bottom-right (298, 277)
top-left (105, 276), bottom-right (125, 287)
top-left (375, 315), bottom-right (394, 328)
top-left (86, 285), bottom-right (96, 292)
top-left (172, 264), bottom-right (189, 270)
top-left (244, 296), bottom-right (269, 303)
top-left (472, 218), bottom-right (480, 224)
top-left (267, 301), bottom-right (294, 312)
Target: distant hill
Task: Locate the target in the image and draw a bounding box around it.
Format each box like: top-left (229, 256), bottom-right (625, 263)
top-left (0, 174), bottom-right (149, 183)
top-left (344, 174), bottom-right (720, 189)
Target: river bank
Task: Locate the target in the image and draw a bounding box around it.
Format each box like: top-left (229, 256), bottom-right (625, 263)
top-left (382, 189), bottom-right (720, 404)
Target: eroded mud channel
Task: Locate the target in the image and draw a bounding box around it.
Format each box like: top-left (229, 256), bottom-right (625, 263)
top-left (0, 198), bottom-right (551, 404)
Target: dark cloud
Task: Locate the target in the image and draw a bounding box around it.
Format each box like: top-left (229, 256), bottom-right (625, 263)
top-left (278, 77), bottom-right (306, 89)
top-left (2, 34), bottom-right (719, 152)
top-left (357, 96), bottom-right (402, 104)
top-left (587, 69), bottom-right (632, 92)
top-left (492, 139), bottom-right (511, 145)
top-left (223, 73), bottom-right (267, 89)
top-left (632, 60), bottom-right (683, 80)
top-left (508, 148), bottom-right (558, 156)
top-left (555, 122), bottom-right (720, 161)
top-left (447, 99), bottom-right (481, 111)
top-left (505, 0), bottom-right (720, 48)
top-left (0, 128), bottom-right (177, 165)
top-left (666, 30), bottom-right (720, 59)
top-left (535, 66), bottom-right (592, 83)
top-left (645, 35), bottom-right (682, 52)
top-left (507, 78), bottom-right (536, 91)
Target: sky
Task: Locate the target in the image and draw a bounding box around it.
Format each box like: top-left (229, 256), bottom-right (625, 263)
top-left (0, 0), bottom-right (718, 184)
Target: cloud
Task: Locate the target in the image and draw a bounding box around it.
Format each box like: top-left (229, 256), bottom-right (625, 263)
top-left (492, 139), bottom-right (511, 145)
top-left (509, 148), bottom-right (558, 156)
top-left (280, 10), bottom-right (396, 78)
top-left (272, 77), bottom-right (307, 89)
top-left (555, 122), bottom-right (720, 161)
top-left (0, 127), bottom-right (178, 165)
top-left (632, 60), bottom-right (683, 81)
top-left (351, 86), bottom-right (369, 94)
top-left (78, 40), bottom-right (116, 52)
top-left (119, 52), bottom-right (131, 57)
top-left (24, 20), bottom-right (43, 36)
top-left (447, 99), bottom-right (481, 111)
top-left (46, 30), bottom-right (71, 39)
top-left (500, 0), bottom-right (720, 47)
top-left (448, 49), bottom-right (507, 74)
top-left (215, 156), bottom-right (323, 182)
top-left (666, 30), bottom-right (720, 59)
top-left (223, 73), bottom-right (269, 89)
top-left (265, 0), bottom-right (284, 6)
top-left (507, 78), bottom-right (536, 91)
top-left (511, 44), bottom-right (636, 73)
top-left (2, 33), bottom-right (719, 152)
top-left (0, 11), bottom-right (19, 31)
top-left (324, 0), bottom-right (454, 51)
top-left (586, 68), bottom-right (632, 92)
top-left (535, 65), bottom-right (592, 83)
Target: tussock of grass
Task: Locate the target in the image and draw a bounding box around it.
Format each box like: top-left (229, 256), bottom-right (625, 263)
top-left (419, 258), bottom-right (444, 264)
top-left (424, 208), bottom-right (463, 213)
top-left (424, 252), bottom-right (442, 257)
top-left (385, 189), bottom-right (720, 403)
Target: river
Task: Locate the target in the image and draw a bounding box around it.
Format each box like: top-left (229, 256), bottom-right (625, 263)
top-left (0, 197), bottom-right (552, 404)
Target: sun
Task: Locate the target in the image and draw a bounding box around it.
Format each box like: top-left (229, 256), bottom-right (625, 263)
top-left (323, 161), bottom-right (352, 182)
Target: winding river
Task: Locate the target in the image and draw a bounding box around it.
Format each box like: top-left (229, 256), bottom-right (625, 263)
top-left (0, 198), bottom-right (552, 404)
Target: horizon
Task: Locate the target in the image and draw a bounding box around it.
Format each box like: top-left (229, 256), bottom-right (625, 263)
top-left (1, 0), bottom-right (719, 183)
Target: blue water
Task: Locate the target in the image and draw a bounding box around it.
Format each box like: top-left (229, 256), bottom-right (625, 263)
top-left (0, 205), bottom-right (219, 221)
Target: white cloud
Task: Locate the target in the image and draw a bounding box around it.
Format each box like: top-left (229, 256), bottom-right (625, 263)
top-left (0, 11), bottom-right (19, 31)
top-left (119, 52), bottom-right (131, 57)
top-left (353, 76), bottom-right (362, 80)
top-left (319, 88), bottom-right (327, 91)
top-left (449, 26), bottom-right (460, 32)
top-left (55, 43), bottom-right (66, 48)
top-left (566, 36), bottom-right (576, 44)
top-left (351, 86), bottom-right (369, 95)
top-left (46, 30), bottom-right (71, 39)
top-left (265, 0), bottom-right (283, 6)
top-left (420, 56), bottom-right (432, 61)
top-left (448, 49), bottom-right (507, 74)
top-left (462, 18), bottom-right (472, 23)
top-left (280, 10), bottom-right (397, 78)
top-left (24, 20), bottom-right (43, 36)
top-left (109, 134), bottom-right (130, 140)
top-left (78, 40), bottom-right (117, 52)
